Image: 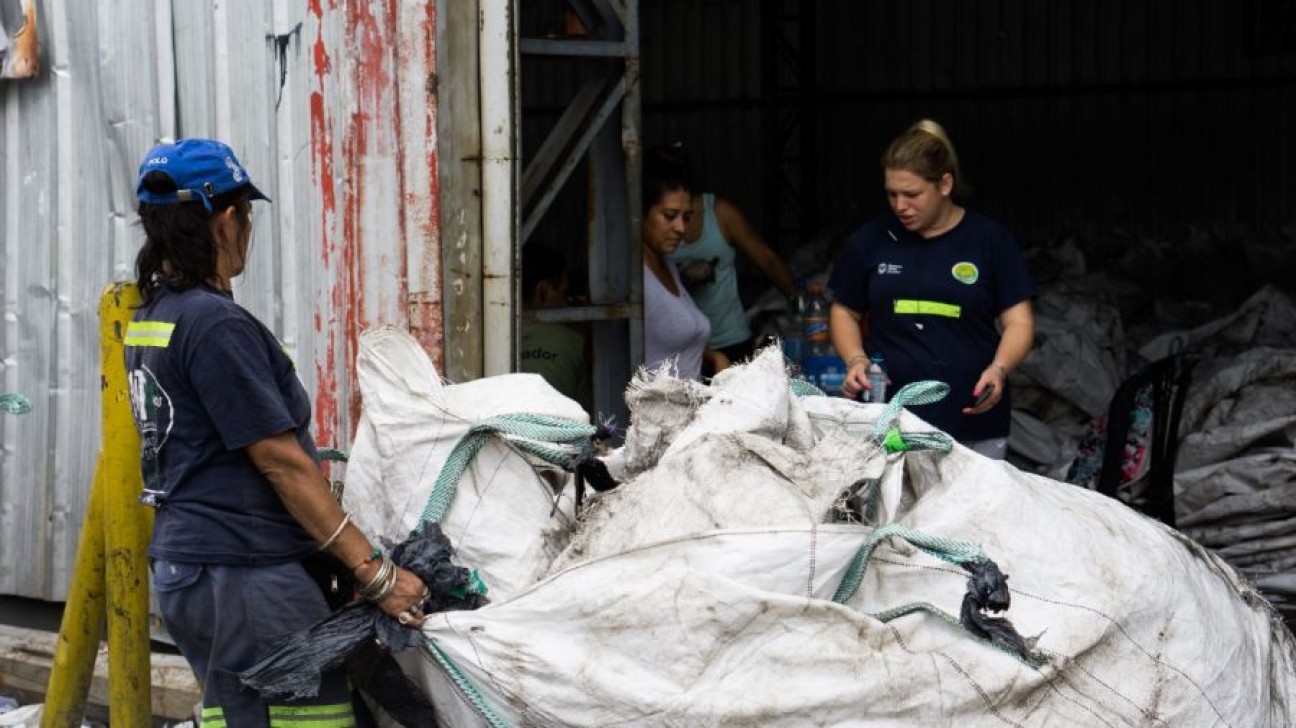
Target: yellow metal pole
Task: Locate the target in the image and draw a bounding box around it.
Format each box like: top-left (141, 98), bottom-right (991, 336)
top-left (98, 282), bottom-right (153, 726)
top-left (43, 283), bottom-right (152, 726)
top-left (41, 464), bottom-right (107, 727)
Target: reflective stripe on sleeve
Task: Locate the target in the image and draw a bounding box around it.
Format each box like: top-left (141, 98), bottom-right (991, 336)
top-left (124, 320), bottom-right (176, 347)
top-left (267, 702), bottom-right (357, 728)
top-left (892, 299), bottom-right (961, 318)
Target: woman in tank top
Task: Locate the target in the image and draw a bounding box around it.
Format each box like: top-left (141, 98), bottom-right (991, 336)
top-left (663, 143), bottom-right (798, 367)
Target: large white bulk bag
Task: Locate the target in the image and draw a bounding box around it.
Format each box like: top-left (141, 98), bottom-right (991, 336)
top-left (352, 339), bottom-right (1295, 726)
top-left (344, 326), bottom-right (589, 601)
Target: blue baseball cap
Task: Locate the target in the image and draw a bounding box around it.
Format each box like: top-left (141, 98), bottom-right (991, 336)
top-left (136, 138), bottom-right (270, 211)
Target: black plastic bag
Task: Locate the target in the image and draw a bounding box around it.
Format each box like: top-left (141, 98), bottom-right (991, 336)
top-left (240, 522), bottom-right (484, 711)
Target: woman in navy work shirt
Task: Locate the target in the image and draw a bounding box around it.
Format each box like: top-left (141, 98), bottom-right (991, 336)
top-left (127, 139), bottom-right (428, 724)
top-left (827, 120), bottom-right (1036, 458)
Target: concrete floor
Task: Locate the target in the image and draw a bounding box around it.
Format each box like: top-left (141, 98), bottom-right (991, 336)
top-left (0, 595), bottom-right (196, 725)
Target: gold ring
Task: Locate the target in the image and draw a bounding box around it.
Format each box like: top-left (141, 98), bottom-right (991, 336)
top-left (397, 611), bottom-right (413, 625)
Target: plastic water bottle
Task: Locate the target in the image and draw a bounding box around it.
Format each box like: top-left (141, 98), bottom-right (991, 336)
top-left (867, 354), bottom-right (887, 403)
top-left (782, 286), bottom-right (807, 367)
top-left (801, 284), bottom-right (846, 394)
top-left (803, 283), bottom-right (830, 353)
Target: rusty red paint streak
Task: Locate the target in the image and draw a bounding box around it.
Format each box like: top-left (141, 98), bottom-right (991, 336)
top-left (338, 0), bottom-right (398, 428)
top-left (309, 0), bottom-right (339, 446)
top-left (347, 0), bottom-right (392, 120)
top-left (310, 0), bottom-right (446, 439)
top-left (390, 3), bottom-right (443, 374)
top-left (341, 110), bottom-right (366, 429)
top-left (388, 0), bottom-right (410, 343)
top-left (421, 0), bottom-right (445, 373)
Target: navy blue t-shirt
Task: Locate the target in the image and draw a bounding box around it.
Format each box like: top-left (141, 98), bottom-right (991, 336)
top-left (827, 210), bottom-right (1036, 442)
top-left (124, 284), bottom-right (318, 565)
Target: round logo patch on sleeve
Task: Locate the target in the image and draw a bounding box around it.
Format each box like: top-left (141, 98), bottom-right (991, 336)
top-left (951, 261), bottom-right (980, 284)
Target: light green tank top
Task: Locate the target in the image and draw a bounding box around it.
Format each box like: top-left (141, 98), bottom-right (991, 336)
top-left (667, 194), bottom-right (751, 348)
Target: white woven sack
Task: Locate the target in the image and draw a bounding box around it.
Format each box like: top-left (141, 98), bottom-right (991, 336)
top-left (393, 346), bottom-right (1296, 726)
top-left (846, 421), bottom-right (1296, 727)
top-left (553, 348), bottom-right (884, 570)
top-left (343, 325), bottom-right (588, 601)
top-left (416, 424), bottom-right (1296, 726)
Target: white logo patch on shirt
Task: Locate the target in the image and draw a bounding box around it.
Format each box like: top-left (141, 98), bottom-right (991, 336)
top-left (876, 263), bottom-right (903, 275)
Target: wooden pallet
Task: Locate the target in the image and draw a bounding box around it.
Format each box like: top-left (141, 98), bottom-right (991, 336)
top-left (0, 623), bottom-right (199, 723)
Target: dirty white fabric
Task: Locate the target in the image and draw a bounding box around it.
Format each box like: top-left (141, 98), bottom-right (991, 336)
top-left (343, 326), bottom-right (588, 602)
top-left (347, 342), bottom-right (1294, 726)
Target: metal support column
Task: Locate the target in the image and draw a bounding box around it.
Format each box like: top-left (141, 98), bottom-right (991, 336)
top-left (520, 0), bottom-right (641, 426)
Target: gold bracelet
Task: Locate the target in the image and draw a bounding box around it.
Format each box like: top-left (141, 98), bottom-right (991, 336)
top-left (990, 363), bottom-right (1009, 377)
top-left (319, 513), bottom-right (351, 551)
top-left (846, 354), bottom-right (869, 368)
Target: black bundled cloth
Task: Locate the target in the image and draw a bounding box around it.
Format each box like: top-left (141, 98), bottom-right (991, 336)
top-left (240, 522), bottom-right (484, 718)
top-left (960, 559), bottom-right (1033, 661)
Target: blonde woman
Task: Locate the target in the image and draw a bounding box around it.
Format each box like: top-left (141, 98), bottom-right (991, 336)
top-left (828, 120), bottom-right (1036, 458)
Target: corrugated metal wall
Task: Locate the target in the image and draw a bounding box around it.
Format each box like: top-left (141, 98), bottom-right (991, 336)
top-left (0, 0), bottom-right (441, 600)
top-left (619, 0), bottom-right (1296, 254)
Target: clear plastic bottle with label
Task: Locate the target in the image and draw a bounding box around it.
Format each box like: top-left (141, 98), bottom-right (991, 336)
top-left (803, 283), bottom-right (830, 354)
top-left (866, 353), bottom-right (888, 403)
top-left (801, 284), bottom-right (846, 394)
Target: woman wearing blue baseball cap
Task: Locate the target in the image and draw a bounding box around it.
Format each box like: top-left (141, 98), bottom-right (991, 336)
top-left (126, 138), bottom-right (428, 724)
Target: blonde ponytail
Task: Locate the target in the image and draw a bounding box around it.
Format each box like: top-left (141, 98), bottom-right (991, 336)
top-left (881, 118), bottom-right (969, 199)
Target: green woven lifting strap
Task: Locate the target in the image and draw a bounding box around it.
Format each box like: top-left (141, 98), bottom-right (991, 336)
top-left (413, 412), bottom-right (597, 727)
top-left (0, 393), bottom-right (32, 415)
top-left (832, 522), bottom-right (987, 604)
top-left (419, 413), bottom-right (597, 525)
top-left (789, 376), bottom-right (955, 455)
top-left (872, 381), bottom-right (954, 454)
top-left (425, 640), bottom-right (510, 727)
top-left (789, 378), bottom-right (826, 397)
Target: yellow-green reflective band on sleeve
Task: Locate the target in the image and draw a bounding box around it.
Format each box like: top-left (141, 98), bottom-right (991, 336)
top-left (893, 299), bottom-right (962, 318)
top-left (200, 706), bottom-right (228, 728)
top-left (124, 320), bottom-right (176, 347)
top-left (268, 702), bottom-right (357, 728)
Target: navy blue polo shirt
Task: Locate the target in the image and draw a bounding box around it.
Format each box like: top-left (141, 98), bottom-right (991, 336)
top-left (124, 284), bottom-right (318, 565)
top-left (827, 210), bottom-right (1036, 442)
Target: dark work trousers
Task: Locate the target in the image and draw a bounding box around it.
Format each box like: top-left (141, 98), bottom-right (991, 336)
top-left (153, 559), bottom-right (356, 727)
